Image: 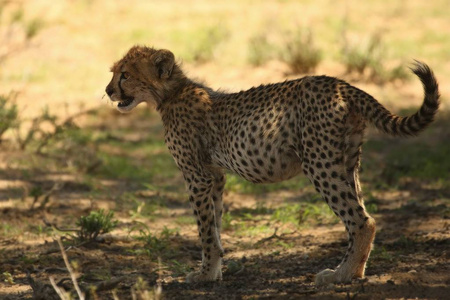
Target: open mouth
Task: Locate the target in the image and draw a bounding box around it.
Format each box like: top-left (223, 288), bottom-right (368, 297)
top-left (117, 98), bottom-right (134, 107)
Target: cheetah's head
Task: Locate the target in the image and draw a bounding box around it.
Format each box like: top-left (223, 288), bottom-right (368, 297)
top-left (105, 46), bottom-right (182, 112)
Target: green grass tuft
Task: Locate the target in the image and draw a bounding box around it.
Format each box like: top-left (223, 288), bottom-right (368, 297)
top-left (271, 201), bottom-right (338, 227)
top-left (77, 209), bottom-right (118, 241)
top-left (225, 173), bottom-right (308, 194)
top-left (383, 142), bottom-right (450, 182)
top-left (133, 226), bottom-right (179, 259)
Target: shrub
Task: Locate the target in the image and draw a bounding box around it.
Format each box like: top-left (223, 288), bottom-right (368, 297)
top-left (248, 33), bottom-right (275, 66)
top-left (341, 33), bottom-right (384, 77)
top-left (340, 33), bottom-right (410, 84)
top-left (279, 28), bottom-right (322, 74)
top-left (0, 94), bottom-right (19, 142)
top-left (77, 209), bottom-right (118, 241)
top-left (189, 25), bottom-right (229, 63)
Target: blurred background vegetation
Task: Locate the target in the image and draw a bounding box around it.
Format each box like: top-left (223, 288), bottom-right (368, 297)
top-left (0, 0), bottom-right (449, 299)
top-left (1, 0), bottom-right (448, 196)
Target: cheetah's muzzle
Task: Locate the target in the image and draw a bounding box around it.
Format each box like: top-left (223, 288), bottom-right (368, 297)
top-left (117, 97), bottom-right (134, 108)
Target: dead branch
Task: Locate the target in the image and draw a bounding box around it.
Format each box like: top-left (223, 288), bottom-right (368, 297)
top-left (49, 276), bottom-right (69, 300)
top-left (43, 218), bottom-right (79, 233)
top-left (82, 276), bottom-right (127, 299)
top-left (55, 237), bottom-right (85, 300)
top-left (254, 227), bottom-right (298, 246)
top-left (26, 271), bottom-right (60, 300)
top-left (30, 182), bottom-right (65, 210)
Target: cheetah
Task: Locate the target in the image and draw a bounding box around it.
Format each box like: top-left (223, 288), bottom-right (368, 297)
top-left (105, 46), bottom-right (440, 286)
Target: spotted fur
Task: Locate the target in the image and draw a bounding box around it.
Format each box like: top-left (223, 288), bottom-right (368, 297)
top-left (106, 46), bottom-right (440, 285)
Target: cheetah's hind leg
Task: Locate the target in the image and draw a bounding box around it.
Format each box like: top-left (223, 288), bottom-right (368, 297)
top-left (302, 152), bottom-right (375, 285)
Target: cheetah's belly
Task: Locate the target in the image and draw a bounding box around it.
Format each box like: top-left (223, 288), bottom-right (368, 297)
top-left (211, 145), bottom-right (303, 184)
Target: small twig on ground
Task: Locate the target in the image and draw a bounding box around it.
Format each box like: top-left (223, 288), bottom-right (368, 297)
top-left (42, 267), bottom-right (68, 273)
top-left (63, 240), bottom-right (93, 252)
top-left (254, 228), bottom-right (298, 245)
top-left (234, 265), bottom-right (245, 275)
top-left (49, 276), bottom-right (69, 300)
top-left (26, 271), bottom-right (59, 300)
top-left (43, 219), bottom-right (79, 233)
top-left (95, 233), bottom-right (133, 243)
top-left (112, 290), bottom-right (120, 300)
top-left (296, 289), bottom-right (318, 295)
top-left (255, 227), bottom-right (280, 245)
top-left (83, 276), bottom-right (127, 298)
top-left (30, 182), bottom-right (65, 210)
top-left (155, 257), bottom-right (163, 300)
top-left (95, 276), bottom-right (127, 293)
top-left (39, 182), bottom-right (65, 209)
top-left (54, 237), bottom-right (85, 300)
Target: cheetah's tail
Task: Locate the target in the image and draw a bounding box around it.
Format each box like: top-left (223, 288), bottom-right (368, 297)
top-left (358, 61), bottom-right (440, 136)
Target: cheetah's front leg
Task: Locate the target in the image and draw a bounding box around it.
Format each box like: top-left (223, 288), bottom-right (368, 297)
top-left (185, 172), bottom-right (224, 283)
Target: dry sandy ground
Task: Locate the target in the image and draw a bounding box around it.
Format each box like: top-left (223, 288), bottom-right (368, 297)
top-left (0, 181), bottom-right (448, 299)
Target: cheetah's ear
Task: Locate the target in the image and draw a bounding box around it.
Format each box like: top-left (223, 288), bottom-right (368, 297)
top-left (153, 49), bottom-right (175, 79)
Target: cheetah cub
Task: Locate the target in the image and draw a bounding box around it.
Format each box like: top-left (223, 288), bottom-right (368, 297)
top-left (106, 46), bottom-right (439, 286)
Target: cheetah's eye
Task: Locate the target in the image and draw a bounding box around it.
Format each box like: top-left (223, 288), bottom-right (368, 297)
top-left (121, 72), bottom-right (130, 80)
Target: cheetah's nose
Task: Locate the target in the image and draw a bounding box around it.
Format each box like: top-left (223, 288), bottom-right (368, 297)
top-left (105, 84), bottom-right (114, 97)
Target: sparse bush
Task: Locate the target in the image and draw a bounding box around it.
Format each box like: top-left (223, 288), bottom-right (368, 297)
top-left (0, 94), bottom-right (19, 142)
top-left (387, 64), bottom-right (410, 82)
top-left (77, 209), bottom-right (118, 241)
top-left (279, 28), bottom-right (322, 74)
top-left (248, 33), bottom-right (275, 66)
top-left (189, 25), bottom-right (229, 63)
top-left (0, 4), bottom-right (44, 63)
top-left (341, 32), bottom-right (410, 84)
top-left (13, 107), bottom-right (102, 173)
top-left (341, 33), bottom-right (384, 76)
top-left (25, 18), bottom-right (44, 39)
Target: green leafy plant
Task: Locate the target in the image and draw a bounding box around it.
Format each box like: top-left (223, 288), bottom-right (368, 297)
top-left (168, 260), bottom-right (191, 277)
top-left (221, 211), bottom-right (234, 231)
top-left (77, 209), bottom-right (118, 241)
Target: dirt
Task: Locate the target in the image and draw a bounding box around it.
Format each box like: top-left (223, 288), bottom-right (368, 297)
top-left (0, 173), bottom-right (449, 299)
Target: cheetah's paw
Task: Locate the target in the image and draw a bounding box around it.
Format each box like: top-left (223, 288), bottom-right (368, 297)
top-left (315, 268), bottom-right (356, 286)
top-left (315, 269), bottom-right (337, 286)
top-left (185, 270), bottom-right (222, 283)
